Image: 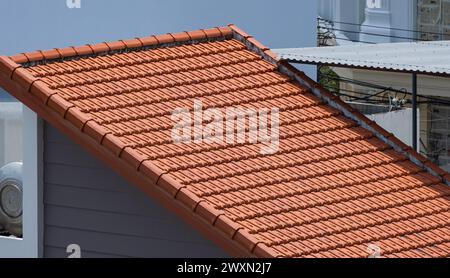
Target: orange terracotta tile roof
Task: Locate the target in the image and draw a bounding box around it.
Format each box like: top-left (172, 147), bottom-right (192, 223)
top-left (1, 25), bottom-right (450, 258)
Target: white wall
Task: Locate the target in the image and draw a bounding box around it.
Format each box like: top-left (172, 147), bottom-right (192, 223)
top-left (0, 107), bottom-right (42, 258)
top-left (367, 108), bottom-right (420, 149)
top-left (0, 102), bottom-right (23, 166)
top-left (319, 0), bottom-right (418, 44)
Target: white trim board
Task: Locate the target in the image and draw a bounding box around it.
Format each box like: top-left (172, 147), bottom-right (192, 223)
top-left (0, 106), bottom-right (43, 258)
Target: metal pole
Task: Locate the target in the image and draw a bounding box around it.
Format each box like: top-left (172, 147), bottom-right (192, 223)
top-left (412, 73), bottom-right (418, 151)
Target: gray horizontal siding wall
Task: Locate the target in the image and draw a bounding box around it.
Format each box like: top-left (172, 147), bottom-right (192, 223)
top-left (43, 123), bottom-right (227, 258)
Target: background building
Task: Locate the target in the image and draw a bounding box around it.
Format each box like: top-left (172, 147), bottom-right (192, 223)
top-left (418, 0), bottom-right (450, 41)
top-left (318, 0), bottom-right (450, 172)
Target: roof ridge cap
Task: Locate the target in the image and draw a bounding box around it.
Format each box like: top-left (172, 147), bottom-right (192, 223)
top-left (8, 26), bottom-right (233, 65)
top-left (228, 24), bottom-right (279, 64)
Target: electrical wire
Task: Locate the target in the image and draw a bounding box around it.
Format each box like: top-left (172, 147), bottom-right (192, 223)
top-left (318, 35), bottom-right (376, 44)
top-left (327, 27), bottom-right (427, 42)
top-left (317, 18), bottom-right (450, 44)
top-left (317, 18), bottom-right (450, 162)
top-left (324, 19), bottom-right (444, 37)
top-left (318, 72), bottom-right (450, 106)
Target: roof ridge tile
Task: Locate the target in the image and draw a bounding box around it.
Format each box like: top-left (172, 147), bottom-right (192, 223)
top-left (90, 42), bottom-right (110, 54)
top-left (105, 40), bottom-right (127, 52)
top-left (170, 31), bottom-right (191, 42)
top-left (58, 47), bottom-right (78, 58)
top-left (73, 45), bottom-right (94, 56)
top-left (23, 51), bottom-right (45, 63)
top-left (42, 49), bottom-right (62, 60)
top-left (187, 30), bottom-right (207, 41)
top-left (155, 34), bottom-right (175, 45)
top-left (10, 53), bottom-right (29, 64)
top-left (122, 38), bottom-right (143, 49)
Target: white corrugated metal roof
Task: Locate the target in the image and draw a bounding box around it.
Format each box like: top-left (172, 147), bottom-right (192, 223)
top-left (275, 41), bottom-right (450, 76)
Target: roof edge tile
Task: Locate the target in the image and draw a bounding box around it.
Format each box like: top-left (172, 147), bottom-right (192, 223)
top-left (0, 56), bottom-right (21, 78)
top-left (175, 187), bottom-right (203, 211)
top-left (65, 107), bottom-right (93, 130)
top-left (46, 94), bottom-right (75, 118)
top-left (157, 173), bottom-right (187, 197)
top-left (120, 147), bottom-right (147, 171)
top-left (30, 80), bottom-right (57, 104)
top-left (195, 201), bottom-right (224, 225)
top-left (253, 243), bottom-right (278, 258)
top-left (234, 229), bottom-right (260, 253)
top-left (102, 133), bottom-right (129, 157)
top-left (11, 67), bottom-right (38, 91)
top-left (202, 28), bottom-right (222, 39)
top-left (216, 26), bottom-right (232, 37)
top-left (83, 120), bottom-right (111, 144)
top-left (214, 215), bottom-right (242, 239)
top-left (138, 160), bottom-right (165, 184)
top-left (228, 24), bottom-right (252, 39)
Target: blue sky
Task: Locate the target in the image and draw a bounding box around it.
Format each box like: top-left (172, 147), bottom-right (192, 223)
top-left (0, 0), bottom-right (316, 54)
top-left (0, 0), bottom-right (317, 100)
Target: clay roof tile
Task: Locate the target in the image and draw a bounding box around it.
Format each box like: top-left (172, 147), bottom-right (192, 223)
top-left (0, 25), bottom-right (448, 258)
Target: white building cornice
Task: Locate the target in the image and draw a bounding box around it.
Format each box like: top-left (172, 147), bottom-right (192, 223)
top-left (360, 0), bottom-right (392, 43)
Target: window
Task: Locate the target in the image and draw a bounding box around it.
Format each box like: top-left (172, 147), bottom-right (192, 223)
top-left (0, 89), bottom-right (42, 258)
top-left (418, 0), bottom-right (450, 40)
top-left (427, 103), bottom-right (450, 173)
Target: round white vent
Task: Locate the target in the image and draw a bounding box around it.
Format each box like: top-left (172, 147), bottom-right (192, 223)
top-left (0, 162), bottom-right (23, 237)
